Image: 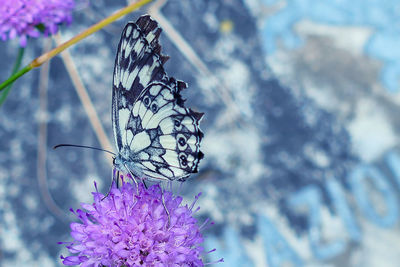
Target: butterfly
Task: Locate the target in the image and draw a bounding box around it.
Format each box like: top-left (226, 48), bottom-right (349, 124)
top-left (112, 15), bottom-right (204, 182)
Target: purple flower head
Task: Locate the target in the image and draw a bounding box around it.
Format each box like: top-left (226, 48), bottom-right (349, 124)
top-left (60, 177), bottom-right (209, 266)
top-left (0, 0), bottom-right (75, 46)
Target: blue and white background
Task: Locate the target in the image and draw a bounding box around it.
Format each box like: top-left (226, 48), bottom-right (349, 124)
top-left (1, 0), bottom-right (400, 266)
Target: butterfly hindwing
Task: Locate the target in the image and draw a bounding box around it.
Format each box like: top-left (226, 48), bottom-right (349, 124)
top-left (128, 80), bottom-right (204, 181)
top-left (112, 15), bottom-right (203, 181)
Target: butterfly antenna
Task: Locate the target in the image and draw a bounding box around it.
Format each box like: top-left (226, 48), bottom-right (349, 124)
top-left (53, 144), bottom-right (115, 156)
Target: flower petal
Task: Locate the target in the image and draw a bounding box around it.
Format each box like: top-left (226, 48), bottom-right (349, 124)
top-left (60, 178), bottom-right (207, 266)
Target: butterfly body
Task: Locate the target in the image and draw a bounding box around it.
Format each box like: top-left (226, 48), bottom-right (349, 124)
top-left (112, 15), bottom-right (204, 182)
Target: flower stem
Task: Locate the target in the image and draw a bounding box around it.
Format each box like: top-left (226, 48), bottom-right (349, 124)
top-left (0, 47), bottom-right (25, 106)
top-left (0, 0), bottom-right (153, 92)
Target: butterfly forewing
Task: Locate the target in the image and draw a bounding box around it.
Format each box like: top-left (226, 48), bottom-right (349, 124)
top-left (112, 16), bottom-right (167, 150)
top-left (112, 15), bottom-right (204, 182)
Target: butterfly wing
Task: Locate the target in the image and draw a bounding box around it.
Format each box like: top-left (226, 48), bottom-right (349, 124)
top-left (112, 15), bottom-right (168, 151)
top-left (112, 15), bottom-right (204, 181)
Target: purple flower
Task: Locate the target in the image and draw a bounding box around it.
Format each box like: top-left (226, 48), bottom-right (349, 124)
top-left (0, 0), bottom-right (75, 46)
top-left (60, 178), bottom-right (209, 266)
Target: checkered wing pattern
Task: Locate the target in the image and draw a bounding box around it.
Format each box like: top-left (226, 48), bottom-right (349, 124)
top-left (112, 15), bottom-right (204, 181)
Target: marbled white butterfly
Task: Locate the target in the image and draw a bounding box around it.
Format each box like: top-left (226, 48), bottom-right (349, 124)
top-left (112, 15), bottom-right (204, 182)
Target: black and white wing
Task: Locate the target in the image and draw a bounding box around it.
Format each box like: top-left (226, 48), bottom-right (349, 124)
top-left (112, 15), bottom-right (204, 181)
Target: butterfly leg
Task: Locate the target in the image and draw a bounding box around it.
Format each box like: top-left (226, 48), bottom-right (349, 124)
top-left (116, 170), bottom-right (122, 188)
top-left (124, 163), bottom-right (139, 194)
top-left (143, 180), bottom-right (148, 189)
top-left (104, 168), bottom-right (122, 199)
top-left (160, 184), bottom-right (171, 228)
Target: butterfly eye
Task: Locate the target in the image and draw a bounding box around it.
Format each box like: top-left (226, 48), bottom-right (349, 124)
top-left (151, 103), bottom-right (158, 112)
top-left (144, 96), bottom-right (150, 106)
top-left (178, 137), bottom-right (186, 146)
top-left (179, 154), bottom-right (188, 166)
top-left (174, 120), bottom-right (181, 127)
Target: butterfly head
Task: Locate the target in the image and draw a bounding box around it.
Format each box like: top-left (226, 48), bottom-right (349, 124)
top-left (113, 147), bottom-right (133, 173)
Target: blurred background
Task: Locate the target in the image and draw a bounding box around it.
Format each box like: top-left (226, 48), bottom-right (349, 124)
top-left (1, 0), bottom-right (400, 266)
